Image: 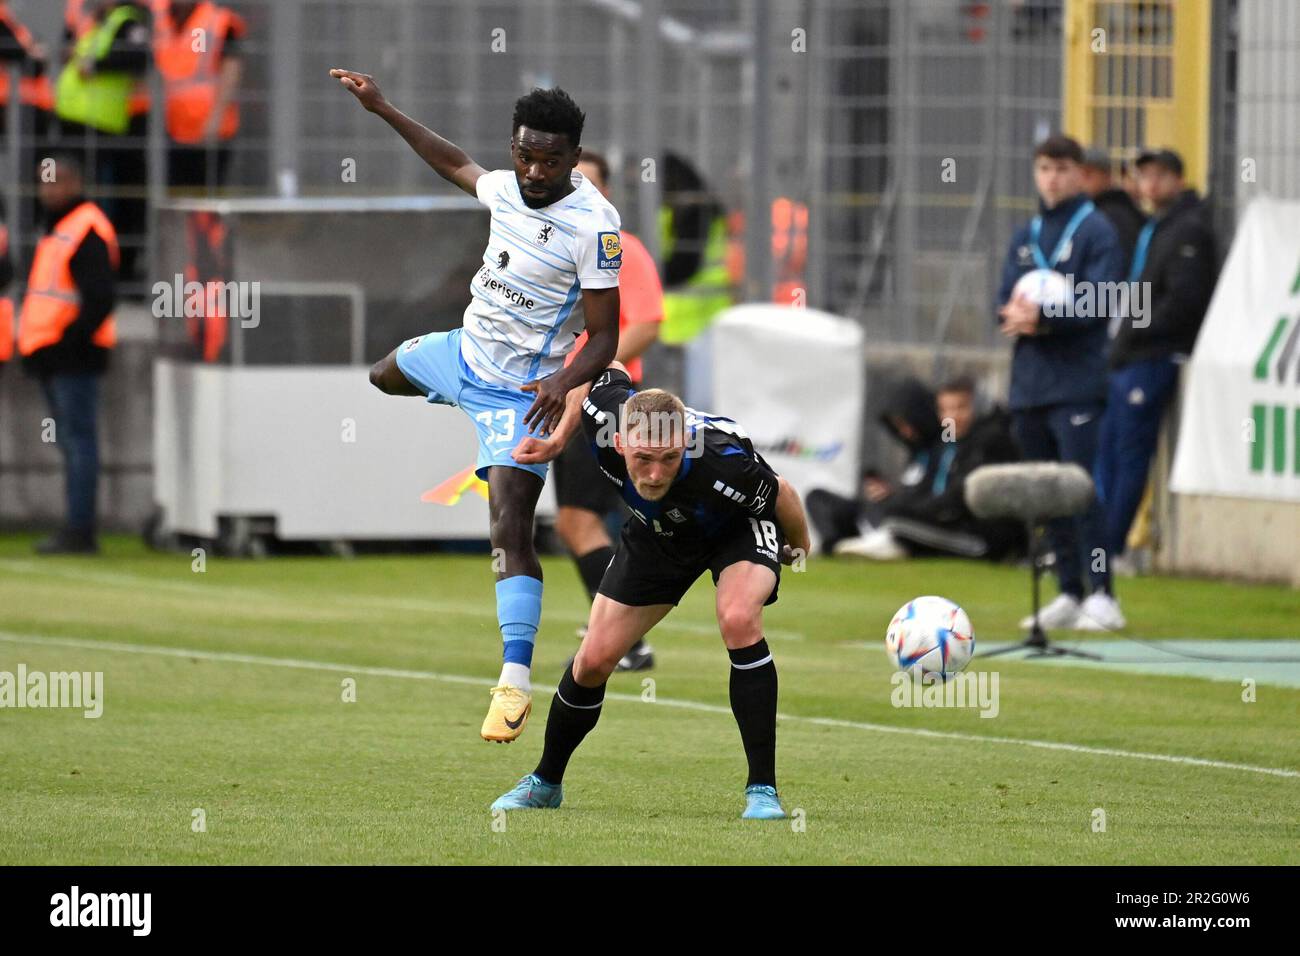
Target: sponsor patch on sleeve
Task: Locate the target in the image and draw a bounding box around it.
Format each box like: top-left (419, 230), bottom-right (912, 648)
top-left (597, 231), bottom-right (622, 270)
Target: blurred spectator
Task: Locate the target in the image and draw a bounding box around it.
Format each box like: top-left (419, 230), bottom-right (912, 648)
top-left (996, 133), bottom-right (1126, 631)
top-left (54, 0), bottom-right (153, 279)
top-left (0, 1), bottom-right (50, 115)
top-left (1095, 147), bottom-right (1217, 568)
top-left (157, 0), bottom-right (246, 190)
top-left (64, 0), bottom-right (97, 43)
top-left (554, 149), bottom-right (664, 672)
top-left (827, 377), bottom-right (1022, 560)
top-left (1080, 147), bottom-right (1145, 263)
top-left (658, 151), bottom-right (730, 344)
top-left (16, 152), bottom-right (118, 554)
top-left (0, 196), bottom-right (12, 362)
top-left (807, 376), bottom-right (939, 556)
top-left (725, 196), bottom-right (810, 306)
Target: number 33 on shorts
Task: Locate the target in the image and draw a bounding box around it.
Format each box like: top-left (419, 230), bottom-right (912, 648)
top-left (475, 409), bottom-right (517, 445)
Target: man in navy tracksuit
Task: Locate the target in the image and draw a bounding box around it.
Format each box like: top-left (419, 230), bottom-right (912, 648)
top-left (1095, 148), bottom-right (1216, 569)
top-left (996, 134), bottom-right (1126, 631)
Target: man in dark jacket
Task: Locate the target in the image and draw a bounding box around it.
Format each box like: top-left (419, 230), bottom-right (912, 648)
top-left (1095, 148), bottom-right (1216, 570)
top-left (813, 377), bottom-right (1021, 560)
top-left (996, 133), bottom-right (1125, 631)
top-left (1080, 147), bottom-right (1146, 264)
top-left (879, 376), bottom-right (1023, 559)
top-left (807, 376), bottom-right (938, 555)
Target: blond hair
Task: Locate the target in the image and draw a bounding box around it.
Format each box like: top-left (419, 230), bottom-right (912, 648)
top-left (623, 388), bottom-right (688, 447)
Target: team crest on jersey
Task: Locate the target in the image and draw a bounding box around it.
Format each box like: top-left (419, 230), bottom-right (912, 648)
top-left (535, 223), bottom-right (554, 245)
top-left (597, 231), bottom-right (622, 270)
top-left (666, 508), bottom-right (686, 523)
top-left (497, 250), bottom-right (510, 270)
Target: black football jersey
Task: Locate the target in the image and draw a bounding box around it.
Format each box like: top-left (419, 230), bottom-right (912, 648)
top-left (579, 367), bottom-right (782, 559)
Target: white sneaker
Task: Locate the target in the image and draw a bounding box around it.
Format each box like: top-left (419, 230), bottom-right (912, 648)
top-left (833, 528), bottom-right (907, 561)
top-left (1019, 593), bottom-right (1080, 630)
top-left (1074, 592), bottom-right (1126, 631)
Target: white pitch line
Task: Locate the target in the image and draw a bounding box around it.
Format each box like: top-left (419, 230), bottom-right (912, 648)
top-left (0, 559), bottom-right (804, 640)
top-left (2, 630), bottom-right (1296, 780)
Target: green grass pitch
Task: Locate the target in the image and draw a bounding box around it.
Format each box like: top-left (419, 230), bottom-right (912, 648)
top-left (1, 533), bottom-right (1297, 865)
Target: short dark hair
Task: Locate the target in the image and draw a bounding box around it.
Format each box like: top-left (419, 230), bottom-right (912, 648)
top-left (1033, 134), bottom-right (1084, 164)
top-left (937, 375), bottom-right (977, 397)
top-left (41, 150), bottom-right (86, 182)
top-left (512, 87), bottom-right (585, 148)
top-left (578, 148), bottom-right (610, 187)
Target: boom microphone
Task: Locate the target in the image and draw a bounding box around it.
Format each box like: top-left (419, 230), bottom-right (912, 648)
top-left (963, 462), bottom-right (1095, 522)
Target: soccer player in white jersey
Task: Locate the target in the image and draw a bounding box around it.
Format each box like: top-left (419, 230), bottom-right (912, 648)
top-left (330, 69), bottom-right (622, 743)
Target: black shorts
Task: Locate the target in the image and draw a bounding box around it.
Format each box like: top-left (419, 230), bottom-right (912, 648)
top-left (597, 518), bottom-right (783, 608)
top-left (553, 430), bottom-right (624, 515)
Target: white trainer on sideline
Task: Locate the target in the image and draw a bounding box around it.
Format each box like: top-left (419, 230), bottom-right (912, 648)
top-left (1074, 592), bottom-right (1126, 631)
top-left (1019, 593), bottom-right (1080, 630)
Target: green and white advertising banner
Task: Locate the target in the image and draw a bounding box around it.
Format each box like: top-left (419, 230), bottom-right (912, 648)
top-left (1171, 199), bottom-right (1300, 501)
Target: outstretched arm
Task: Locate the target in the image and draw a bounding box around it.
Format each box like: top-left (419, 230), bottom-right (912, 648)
top-left (330, 68), bottom-right (486, 196)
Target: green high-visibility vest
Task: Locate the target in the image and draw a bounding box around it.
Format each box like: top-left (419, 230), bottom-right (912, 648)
top-left (55, 4), bottom-right (145, 135)
top-left (659, 207), bottom-right (732, 345)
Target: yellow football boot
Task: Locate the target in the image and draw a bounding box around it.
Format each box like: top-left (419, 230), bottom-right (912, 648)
top-left (480, 685), bottom-right (532, 743)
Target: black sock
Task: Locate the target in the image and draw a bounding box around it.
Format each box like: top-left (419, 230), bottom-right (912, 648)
top-left (728, 639), bottom-right (778, 788)
top-left (534, 662), bottom-right (606, 785)
top-left (575, 546), bottom-right (615, 602)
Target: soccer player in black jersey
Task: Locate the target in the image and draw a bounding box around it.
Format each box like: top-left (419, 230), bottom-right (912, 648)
top-left (491, 363), bottom-right (811, 819)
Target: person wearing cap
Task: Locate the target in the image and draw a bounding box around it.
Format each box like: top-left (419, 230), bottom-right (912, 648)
top-left (1094, 147), bottom-right (1217, 570)
top-left (1080, 147), bottom-right (1146, 263)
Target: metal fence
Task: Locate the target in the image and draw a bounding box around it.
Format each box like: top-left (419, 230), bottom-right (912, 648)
top-left (3, 0), bottom-right (1297, 342)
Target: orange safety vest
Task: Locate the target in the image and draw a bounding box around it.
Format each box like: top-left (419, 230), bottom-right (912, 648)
top-left (184, 210), bottom-right (229, 362)
top-left (0, 222), bottom-right (10, 360)
top-left (0, 298), bottom-right (12, 362)
top-left (155, 1), bottom-right (240, 144)
top-left (18, 202), bottom-right (119, 357)
top-left (725, 197), bottom-right (810, 304)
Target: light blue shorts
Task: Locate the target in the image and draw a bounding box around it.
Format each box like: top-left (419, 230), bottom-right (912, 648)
top-left (394, 328), bottom-right (548, 481)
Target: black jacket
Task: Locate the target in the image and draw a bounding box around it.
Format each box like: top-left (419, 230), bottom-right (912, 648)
top-left (1110, 189), bottom-right (1217, 368)
top-left (1092, 187), bottom-right (1146, 264)
top-left (887, 408), bottom-right (1020, 529)
top-left (22, 197), bottom-right (117, 378)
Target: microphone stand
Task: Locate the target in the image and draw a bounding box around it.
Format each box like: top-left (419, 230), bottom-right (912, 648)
top-left (982, 519), bottom-right (1102, 660)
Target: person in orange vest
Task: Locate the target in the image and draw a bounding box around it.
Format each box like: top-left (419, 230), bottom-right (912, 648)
top-left (0, 1), bottom-right (53, 131)
top-left (156, 1), bottom-right (244, 362)
top-left (555, 149), bottom-right (665, 671)
top-left (156, 0), bottom-right (245, 189)
top-left (64, 0), bottom-right (98, 43)
top-left (725, 197), bottom-right (810, 306)
top-left (18, 151), bottom-right (118, 554)
top-left (0, 199), bottom-right (13, 364)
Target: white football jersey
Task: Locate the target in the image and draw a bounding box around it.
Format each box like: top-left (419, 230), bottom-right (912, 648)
top-left (463, 168), bottom-right (622, 388)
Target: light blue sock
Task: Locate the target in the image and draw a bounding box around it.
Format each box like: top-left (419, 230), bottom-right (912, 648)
top-left (497, 575), bottom-right (543, 667)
